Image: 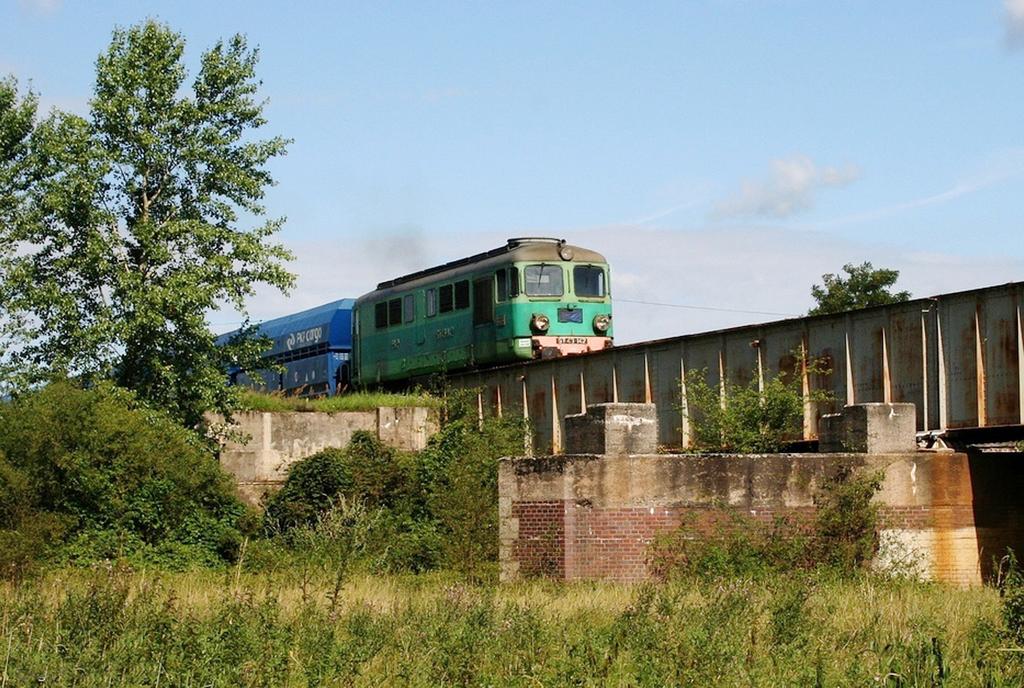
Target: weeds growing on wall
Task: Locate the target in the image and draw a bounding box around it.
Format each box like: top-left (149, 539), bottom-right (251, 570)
top-left (680, 351), bottom-right (833, 453)
top-left (649, 468), bottom-right (884, 580)
top-left (233, 388), bottom-right (442, 413)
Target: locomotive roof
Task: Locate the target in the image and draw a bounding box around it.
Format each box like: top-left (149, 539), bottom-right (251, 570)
top-left (362, 238), bottom-right (607, 300)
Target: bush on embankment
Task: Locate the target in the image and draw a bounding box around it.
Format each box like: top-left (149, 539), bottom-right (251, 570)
top-left (0, 381), bottom-right (250, 575)
top-left (260, 405), bottom-right (527, 576)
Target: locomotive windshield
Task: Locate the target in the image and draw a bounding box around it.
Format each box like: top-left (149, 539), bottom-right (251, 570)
top-left (524, 264), bottom-right (564, 296)
top-left (573, 265), bottom-right (606, 297)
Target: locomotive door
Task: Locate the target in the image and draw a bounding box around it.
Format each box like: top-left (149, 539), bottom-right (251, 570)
top-left (472, 277), bottom-right (496, 365)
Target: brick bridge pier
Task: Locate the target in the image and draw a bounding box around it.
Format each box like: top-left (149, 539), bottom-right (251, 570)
top-left (499, 403), bottom-right (1024, 585)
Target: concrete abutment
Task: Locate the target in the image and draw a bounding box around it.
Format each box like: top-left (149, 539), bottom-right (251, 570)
top-left (500, 403), bottom-right (1024, 586)
top-left (211, 407), bottom-right (438, 506)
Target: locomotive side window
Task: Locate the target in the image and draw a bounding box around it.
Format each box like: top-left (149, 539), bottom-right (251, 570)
top-left (473, 278), bottom-right (493, 325)
top-left (509, 267), bottom-right (520, 297)
top-left (439, 284), bottom-right (454, 313)
top-left (573, 265), bottom-right (606, 298)
top-left (388, 298), bottom-right (402, 326)
top-left (524, 264), bottom-right (563, 297)
top-left (454, 280), bottom-right (470, 309)
top-left (495, 269), bottom-right (508, 302)
top-left (426, 288), bottom-right (437, 317)
top-left (375, 302), bottom-right (388, 329)
top-left (403, 294), bottom-right (415, 323)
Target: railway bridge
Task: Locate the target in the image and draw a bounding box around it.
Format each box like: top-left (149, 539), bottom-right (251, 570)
top-left (450, 280), bottom-right (1024, 453)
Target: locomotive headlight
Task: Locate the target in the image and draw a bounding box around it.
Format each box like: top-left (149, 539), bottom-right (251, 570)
top-left (531, 313), bottom-right (550, 332)
top-left (593, 314), bottom-right (611, 333)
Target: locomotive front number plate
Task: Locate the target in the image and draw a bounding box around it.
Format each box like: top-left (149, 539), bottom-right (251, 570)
top-left (556, 337), bottom-right (588, 345)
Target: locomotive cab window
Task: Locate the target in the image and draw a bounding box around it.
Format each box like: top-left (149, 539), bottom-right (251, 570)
top-left (454, 280), bottom-right (470, 309)
top-left (524, 264), bottom-right (563, 297)
top-left (573, 265), bottom-right (606, 298)
top-left (388, 298), bottom-right (402, 326)
top-left (374, 302), bottom-right (388, 329)
top-left (403, 294), bottom-right (415, 323)
top-left (426, 288), bottom-right (437, 317)
top-left (439, 284), bottom-right (454, 313)
top-left (509, 266), bottom-right (520, 297)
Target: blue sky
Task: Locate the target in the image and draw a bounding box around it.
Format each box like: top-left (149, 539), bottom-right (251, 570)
top-left (3, 1), bottom-right (1023, 342)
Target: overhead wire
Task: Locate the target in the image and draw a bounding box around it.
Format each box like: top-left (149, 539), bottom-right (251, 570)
top-left (615, 298), bottom-right (798, 318)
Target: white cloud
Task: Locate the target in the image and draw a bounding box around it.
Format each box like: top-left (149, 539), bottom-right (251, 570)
top-left (18, 0), bottom-right (60, 15)
top-left (1007, 0), bottom-right (1024, 47)
top-left (713, 155), bottom-right (859, 219)
top-left (797, 147), bottom-right (1024, 229)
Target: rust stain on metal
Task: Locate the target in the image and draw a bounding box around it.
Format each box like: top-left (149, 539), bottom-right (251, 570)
top-left (991, 317), bottom-right (1019, 426)
top-left (591, 377), bottom-right (611, 404)
top-left (952, 313), bottom-right (979, 429)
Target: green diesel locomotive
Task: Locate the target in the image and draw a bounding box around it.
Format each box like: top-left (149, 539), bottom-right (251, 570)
top-left (353, 237), bottom-right (613, 384)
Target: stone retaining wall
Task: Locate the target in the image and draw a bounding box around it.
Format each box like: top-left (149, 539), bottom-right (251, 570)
top-left (215, 407), bottom-right (438, 506)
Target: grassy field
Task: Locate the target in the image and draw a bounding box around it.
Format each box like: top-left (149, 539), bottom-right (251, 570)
top-left (2, 567), bottom-right (1021, 687)
top-left (233, 388), bottom-right (442, 413)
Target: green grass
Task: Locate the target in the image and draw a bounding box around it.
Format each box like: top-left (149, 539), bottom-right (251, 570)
top-left (2, 567), bottom-right (1021, 687)
top-left (233, 388), bottom-right (442, 413)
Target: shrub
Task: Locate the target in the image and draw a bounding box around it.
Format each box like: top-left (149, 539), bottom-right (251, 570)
top-left (681, 352), bottom-right (832, 453)
top-left (264, 431), bottom-right (423, 533)
top-left (263, 397), bottom-right (527, 576)
top-left (649, 508), bottom-right (815, 580)
top-left (262, 448), bottom-right (352, 532)
top-left (0, 381), bottom-right (247, 567)
top-left (1000, 550), bottom-right (1024, 646)
top-left (422, 413), bottom-right (528, 574)
top-left (813, 467), bottom-right (883, 570)
top-left (0, 451), bottom-right (74, 579)
top-left (650, 468), bottom-right (884, 579)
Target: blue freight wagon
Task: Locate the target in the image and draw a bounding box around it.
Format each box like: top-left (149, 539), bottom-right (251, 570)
top-left (217, 299), bottom-right (355, 397)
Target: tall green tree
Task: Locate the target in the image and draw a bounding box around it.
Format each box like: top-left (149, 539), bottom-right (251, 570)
top-left (0, 76), bottom-right (38, 394)
top-left (0, 76), bottom-right (36, 228)
top-left (808, 262), bottom-right (911, 316)
top-left (0, 21), bottom-right (293, 424)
